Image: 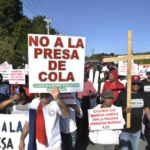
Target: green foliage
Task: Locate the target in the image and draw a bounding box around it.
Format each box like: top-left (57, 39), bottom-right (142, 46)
top-left (0, 0), bottom-right (58, 68)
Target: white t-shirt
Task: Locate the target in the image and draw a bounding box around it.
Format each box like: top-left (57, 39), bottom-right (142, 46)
top-left (60, 98), bottom-right (83, 134)
top-left (27, 98), bottom-right (61, 150)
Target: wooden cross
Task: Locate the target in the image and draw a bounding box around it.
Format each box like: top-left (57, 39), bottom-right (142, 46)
top-left (103, 31), bottom-right (150, 128)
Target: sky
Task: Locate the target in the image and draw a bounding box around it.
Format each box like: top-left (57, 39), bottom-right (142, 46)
top-left (22, 0), bottom-right (150, 56)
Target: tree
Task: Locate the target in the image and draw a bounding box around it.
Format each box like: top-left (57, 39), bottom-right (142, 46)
top-left (0, 0), bottom-right (59, 68)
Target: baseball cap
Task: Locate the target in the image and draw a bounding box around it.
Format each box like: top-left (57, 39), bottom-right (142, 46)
top-left (131, 75), bottom-right (142, 84)
top-left (102, 90), bottom-right (114, 99)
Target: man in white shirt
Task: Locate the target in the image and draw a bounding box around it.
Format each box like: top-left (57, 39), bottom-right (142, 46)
top-left (19, 87), bottom-right (70, 150)
top-left (60, 98), bottom-right (83, 150)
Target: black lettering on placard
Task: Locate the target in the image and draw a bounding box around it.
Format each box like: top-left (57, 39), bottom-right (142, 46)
top-left (10, 123), bottom-right (15, 133)
top-left (1, 138), bottom-right (6, 150)
top-left (17, 121), bottom-right (22, 132)
top-left (0, 138), bottom-right (13, 150)
top-left (2, 121), bottom-right (23, 133)
top-left (7, 138), bottom-right (13, 149)
top-left (2, 122), bottom-right (7, 132)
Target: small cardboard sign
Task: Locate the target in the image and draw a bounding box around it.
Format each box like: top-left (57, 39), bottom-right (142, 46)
top-left (0, 70), bottom-right (10, 81)
top-left (118, 59), bottom-right (138, 76)
top-left (9, 69), bottom-right (25, 84)
top-left (139, 64), bottom-right (150, 80)
top-left (59, 93), bottom-right (76, 104)
top-left (88, 107), bottom-right (124, 130)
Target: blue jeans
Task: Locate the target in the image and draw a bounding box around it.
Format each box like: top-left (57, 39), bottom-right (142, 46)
top-left (120, 130), bottom-right (141, 150)
top-left (61, 130), bottom-right (77, 150)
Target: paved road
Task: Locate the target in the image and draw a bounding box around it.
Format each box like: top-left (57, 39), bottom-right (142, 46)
top-left (87, 141), bottom-right (147, 150)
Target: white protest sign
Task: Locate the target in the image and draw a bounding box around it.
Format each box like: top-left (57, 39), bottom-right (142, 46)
top-left (0, 62), bottom-right (12, 71)
top-left (139, 64), bottom-right (150, 80)
top-left (118, 58), bottom-right (138, 76)
top-left (25, 64), bottom-right (29, 75)
top-left (9, 69), bottom-right (25, 84)
top-left (59, 93), bottom-right (76, 104)
top-left (88, 107), bottom-right (124, 130)
top-left (0, 114), bottom-right (28, 150)
top-left (28, 34), bottom-right (85, 93)
top-left (0, 70), bottom-right (10, 81)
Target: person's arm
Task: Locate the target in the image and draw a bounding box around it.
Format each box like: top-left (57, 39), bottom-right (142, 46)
top-left (145, 107), bottom-right (150, 122)
top-left (68, 104), bottom-right (81, 117)
top-left (115, 92), bottom-right (131, 113)
top-left (19, 121), bottom-right (29, 150)
top-left (0, 94), bottom-right (20, 110)
top-left (50, 87), bottom-right (70, 118)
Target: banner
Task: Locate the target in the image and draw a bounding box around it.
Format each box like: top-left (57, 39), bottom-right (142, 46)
top-left (0, 114), bottom-right (28, 150)
top-left (28, 34), bottom-right (85, 93)
top-left (9, 69), bottom-right (25, 84)
top-left (139, 64), bottom-right (150, 80)
top-left (59, 93), bottom-right (76, 104)
top-left (88, 107), bottom-right (124, 130)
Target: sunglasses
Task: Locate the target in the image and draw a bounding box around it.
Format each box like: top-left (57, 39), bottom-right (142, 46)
top-left (132, 83), bottom-right (141, 86)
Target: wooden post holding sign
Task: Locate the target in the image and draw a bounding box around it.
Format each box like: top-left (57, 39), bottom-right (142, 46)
top-left (103, 31), bottom-right (150, 128)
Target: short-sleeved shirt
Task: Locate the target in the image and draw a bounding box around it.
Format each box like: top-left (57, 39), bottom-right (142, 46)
top-left (115, 91), bottom-right (150, 133)
top-left (27, 98), bottom-right (61, 149)
top-left (142, 79), bottom-right (150, 92)
top-left (60, 98), bottom-right (83, 134)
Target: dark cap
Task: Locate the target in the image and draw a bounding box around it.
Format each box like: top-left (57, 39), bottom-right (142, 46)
top-left (131, 75), bottom-right (142, 84)
top-left (102, 90), bottom-right (114, 99)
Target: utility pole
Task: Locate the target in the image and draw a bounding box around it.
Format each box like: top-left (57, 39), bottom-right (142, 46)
top-left (92, 47), bottom-right (95, 55)
top-left (44, 18), bottom-right (52, 35)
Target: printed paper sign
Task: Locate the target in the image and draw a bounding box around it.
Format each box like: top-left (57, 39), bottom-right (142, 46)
top-left (139, 64), bottom-right (150, 80)
top-left (88, 107), bottom-right (124, 130)
top-left (0, 70), bottom-right (10, 81)
top-left (0, 114), bottom-right (28, 150)
top-left (25, 64), bottom-right (29, 75)
top-left (59, 93), bottom-right (76, 104)
top-left (118, 59), bottom-right (138, 76)
top-left (28, 34), bottom-right (85, 93)
top-left (9, 69), bottom-right (25, 84)
top-left (0, 62), bottom-right (13, 71)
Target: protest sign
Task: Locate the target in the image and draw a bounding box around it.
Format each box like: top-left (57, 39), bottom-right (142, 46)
top-left (0, 62), bottom-right (12, 71)
top-left (0, 114), bottom-right (28, 150)
top-left (28, 34), bottom-right (85, 93)
top-left (0, 70), bottom-right (10, 81)
top-left (139, 64), bottom-right (150, 80)
top-left (9, 69), bottom-right (25, 84)
top-left (59, 93), bottom-right (76, 104)
top-left (118, 58), bottom-right (138, 76)
top-left (25, 64), bottom-right (29, 75)
top-left (88, 107), bottom-right (124, 130)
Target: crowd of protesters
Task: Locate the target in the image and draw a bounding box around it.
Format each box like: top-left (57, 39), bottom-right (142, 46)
top-left (0, 61), bottom-right (150, 150)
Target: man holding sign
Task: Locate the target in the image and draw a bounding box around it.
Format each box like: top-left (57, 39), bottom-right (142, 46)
top-left (19, 87), bottom-right (70, 150)
top-left (116, 75), bottom-right (150, 150)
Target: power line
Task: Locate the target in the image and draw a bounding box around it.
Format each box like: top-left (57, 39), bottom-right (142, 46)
top-left (25, 0), bottom-right (40, 15)
top-left (35, 0), bottom-right (69, 35)
top-left (29, 0), bottom-right (46, 16)
top-left (23, 2), bottom-right (37, 16)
